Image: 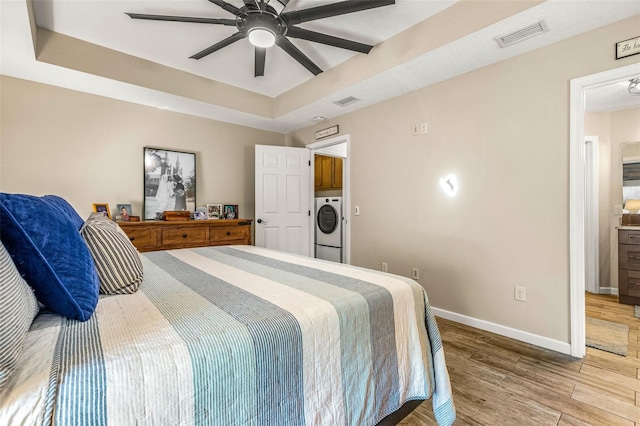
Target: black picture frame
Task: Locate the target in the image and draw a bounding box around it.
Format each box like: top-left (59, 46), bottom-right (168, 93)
top-left (223, 204), bottom-right (238, 219)
top-left (143, 147), bottom-right (196, 220)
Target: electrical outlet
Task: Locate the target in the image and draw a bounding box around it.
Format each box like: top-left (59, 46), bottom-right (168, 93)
top-left (412, 124), bottom-right (419, 136)
top-left (420, 122), bottom-right (428, 134)
top-left (514, 286), bottom-right (526, 302)
top-left (412, 268), bottom-right (419, 280)
top-left (382, 262), bottom-right (388, 272)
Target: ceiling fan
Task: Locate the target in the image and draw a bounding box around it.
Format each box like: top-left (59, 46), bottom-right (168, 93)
top-left (126, 0), bottom-right (395, 77)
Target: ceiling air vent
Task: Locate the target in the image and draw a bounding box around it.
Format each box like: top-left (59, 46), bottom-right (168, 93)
top-left (495, 20), bottom-right (549, 48)
top-left (333, 96), bottom-right (361, 107)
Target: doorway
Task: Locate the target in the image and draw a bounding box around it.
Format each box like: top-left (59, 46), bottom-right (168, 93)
top-left (307, 134), bottom-right (351, 264)
top-left (569, 62), bottom-right (640, 357)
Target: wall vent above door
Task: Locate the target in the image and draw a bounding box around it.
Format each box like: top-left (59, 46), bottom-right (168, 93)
top-left (495, 20), bottom-right (549, 48)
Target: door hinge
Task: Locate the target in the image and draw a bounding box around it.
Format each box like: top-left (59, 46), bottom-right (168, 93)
top-left (308, 210), bottom-right (311, 216)
top-left (308, 160), bottom-right (311, 166)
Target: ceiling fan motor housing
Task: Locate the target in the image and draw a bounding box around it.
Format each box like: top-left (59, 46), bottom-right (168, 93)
top-left (239, 10), bottom-right (286, 38)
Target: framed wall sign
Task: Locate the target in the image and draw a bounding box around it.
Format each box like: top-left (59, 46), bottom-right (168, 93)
top-left (616, 36), bottom-right (640, 60)
top-left (143, 147), bottom-right (196, 220)
top-left (315, 125), bottom-right (339, 140)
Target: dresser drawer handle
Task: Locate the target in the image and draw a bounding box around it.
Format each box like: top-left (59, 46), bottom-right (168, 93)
top-left (129, 237), bottom-right (135, 241)
top-left (631, 234), bottom-right (640, 239)
top-left (226, 231), bottom-right (231, 236)
top-left (630, 255), bottom-right (640, 260)
top-left (630, 281), bottom-right (640, 286)
top-left (183, 234), bottom-right (188, 238)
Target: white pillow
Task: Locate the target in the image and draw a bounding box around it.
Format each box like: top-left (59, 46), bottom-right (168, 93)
top-left (0, 241), bottom-right (39, 390)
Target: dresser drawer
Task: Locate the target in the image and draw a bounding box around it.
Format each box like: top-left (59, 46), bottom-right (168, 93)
top-left (209, 225), bottom-right (250, 243)
top-left (619, 243), bottom-right (640, 271)
top-left (161, 227), bottom-right (207, 246)
top-left (618, 230), bottom-right (640, 245)
top-left (619, 270), bottom-right (640, 298)
top-left (123, 227), bottom-right (159, 250)
top-left (118, 219), bottom-right (252, 252)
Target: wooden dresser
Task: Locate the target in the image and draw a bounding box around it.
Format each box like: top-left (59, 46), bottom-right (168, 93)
top-left (618, 228), bottom-right (640, 305)
top-left (119, 219), bottom-right (252, 252)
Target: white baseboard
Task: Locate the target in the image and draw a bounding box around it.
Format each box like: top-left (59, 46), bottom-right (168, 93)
top-left (598, 287), bottom-right (619, 295)
top-left (432, 307), bottom-right (572, 355)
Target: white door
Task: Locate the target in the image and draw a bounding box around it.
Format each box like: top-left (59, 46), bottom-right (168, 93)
top-left (255, 145), bottom-right (311, 256)
top-left (585, 137), bottom-right (599, 294)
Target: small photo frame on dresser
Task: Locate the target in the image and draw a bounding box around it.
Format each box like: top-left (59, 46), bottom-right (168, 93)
top-left (92, 203), bottom-right (111, 220)
top-left (194, 207), bottom-right (207, 220)
top-left (115, 204), bottom-right (132, 222)
top-left (223, 205), bottom-right (238, 219)
top-left (206, 204), bottom-right (223, 219)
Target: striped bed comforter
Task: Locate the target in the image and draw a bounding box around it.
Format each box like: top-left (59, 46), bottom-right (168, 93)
top-left (0, 245), bottom-right (455, 426)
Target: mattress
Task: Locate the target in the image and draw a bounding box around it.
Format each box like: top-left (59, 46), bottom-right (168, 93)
top-left (0, 245), bottom-right (455, 425)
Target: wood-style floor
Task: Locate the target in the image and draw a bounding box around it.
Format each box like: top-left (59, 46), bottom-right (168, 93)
top-left (399, 293), bottom-right (640, 425)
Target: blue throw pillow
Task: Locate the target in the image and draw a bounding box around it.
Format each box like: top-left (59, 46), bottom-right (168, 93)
top-left (0, 193), bottom-right (99, 321)
top-left (42, 195), bottom-right (85, 230)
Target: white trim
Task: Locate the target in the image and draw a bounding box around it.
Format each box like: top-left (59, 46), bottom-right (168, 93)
top-left (432, 307), bottom-right (571, 355)
top-left (569, 62), bottom-right (640, 358)
top-left (585, 136), bottom-right (600, 294)
top-left (307, 134), bottom-right (351, 265)
top-left (597, 287), bottom-right (619, 295)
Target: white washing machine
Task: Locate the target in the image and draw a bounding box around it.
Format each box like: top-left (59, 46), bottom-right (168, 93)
top-left (315, 197), bottom-right (342, 263)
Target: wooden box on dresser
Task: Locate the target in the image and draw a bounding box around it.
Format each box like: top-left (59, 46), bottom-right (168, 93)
top-left (618, 227), bottom-right (640, 305)
top-left (119, 219), bottom-right (252, 252)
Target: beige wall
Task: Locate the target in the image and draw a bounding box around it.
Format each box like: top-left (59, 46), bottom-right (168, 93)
top-left (287, 17), bottom-right (640, 344)
top-left (0, 76), bottom-right (284, 220)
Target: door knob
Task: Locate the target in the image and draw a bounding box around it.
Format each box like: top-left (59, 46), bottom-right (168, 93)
top-left (257, 218), bottom-right (267, 224)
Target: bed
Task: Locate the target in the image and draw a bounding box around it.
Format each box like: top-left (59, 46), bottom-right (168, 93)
top-left (0, 195), bottom-right (455, 426)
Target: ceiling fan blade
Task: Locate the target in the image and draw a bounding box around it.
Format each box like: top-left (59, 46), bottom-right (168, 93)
top-left (276, 37), bottom-right (322, 76)
top-left (255, 47), bottom-right (266, 77)
top-left (190, 32), bottom-right (246, 59)
top-left (283, 0), bottom-right (394, 25)
top-left (208, 0), bottom-right (246, 17)
top-left (242, 0), bottom-right (266, 10)
top-left (286, 27), bottom-right (373, 54)
top-left (125, 13), bottom-right (236, 26)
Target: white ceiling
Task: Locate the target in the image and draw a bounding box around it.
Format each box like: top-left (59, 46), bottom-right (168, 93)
top-left (2, 0), bottom-right (640, 133)
top-left (30, 0), bottom-right (454, 98)
top-left (586, 79), bottom-right (640, 113)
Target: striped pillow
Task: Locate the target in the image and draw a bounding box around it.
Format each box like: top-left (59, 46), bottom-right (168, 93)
top-left (0, 241), bottom-right (39, 391)
top-left (80, 213), bottom-right (143, 295)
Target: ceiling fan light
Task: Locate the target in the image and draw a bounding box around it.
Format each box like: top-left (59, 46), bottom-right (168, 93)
top-left (249, 28), bottom-right (276, 48)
